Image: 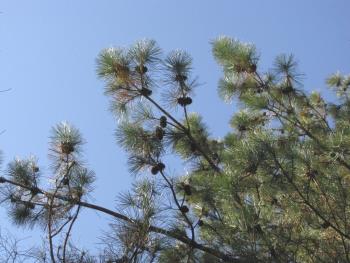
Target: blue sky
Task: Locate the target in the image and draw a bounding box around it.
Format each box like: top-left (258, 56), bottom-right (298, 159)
top-left (0, 0), bottom-right (349, 256)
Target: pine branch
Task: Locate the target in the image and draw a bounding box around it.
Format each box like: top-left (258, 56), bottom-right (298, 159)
top-left (0, 177), bottom-right (243, 262)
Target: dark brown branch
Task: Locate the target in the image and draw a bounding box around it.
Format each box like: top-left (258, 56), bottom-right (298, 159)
top-left (0, 177), bottom-right (242, 262)
top-left (159, 170), bottom-right (195, 243)
top-left (63, 205), bottom-right (81, 263)
top-left (268, 149), bottom-right (350, 240)
top-left (143, 93), bottom-right (221, 173)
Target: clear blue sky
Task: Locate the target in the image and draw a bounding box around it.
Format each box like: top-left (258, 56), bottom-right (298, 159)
top-left (0, 0), bottom-right (349, 256)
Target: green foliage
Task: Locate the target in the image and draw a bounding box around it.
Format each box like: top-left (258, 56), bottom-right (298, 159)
top-left (273, 54), bottom-right (300, 82)
top-left (49, 121), bottom-right (83, 162)
top-left (96, 39), bottom-right (163, 118)
top-left (1, 122), bottom-right (94, 242)
top-left (97, 37), bottom-right (350, 262)
top-left (164, 50), bottom-right (192, 82)
top-left (7, 157), bottom-right (39, 187)
top-left (169, 113), bottom-right (209, 159)
top-left (212, 36), bottom-right (259, 73)
top-left (97, 47), bottom-right (129, 79)
top-left (327, 71), bottom-right (350, 98)
top-left (2, 37), bottom-right (350, 262)
top-left (129, 39), bottom-right (162, 67)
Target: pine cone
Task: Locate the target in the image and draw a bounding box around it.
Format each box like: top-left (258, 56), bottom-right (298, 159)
top-left (321, 221), bottom-right (330, 229)
top-left (155, 127), bottom-right (164, 140)
top-left (159, 116), bottom-right (167, 128)
top-left (27, 203), bottom-right (35, 210)
top-left (183, 184), bottom-right (192, 195)
top-left (175, 74), bottom-right (187, 82)
top-left (184, 97), bottom-right (192, 105)
top-left (157, 162), bottom-right (165, 171)
top-left (60, 142), bottom-right (74, 154)
top-left (190, 142), bottom-right (197, 152)
top-left (62, 177), bottom-right (70, 185)
top-left (282, 85), bottom-right (294, 94)
top-left (248, 63), bottom-right (257, 73)
top-left (306, 170), bottom-right (318, 179)
top-left (180, 205), bottom-right (189, 213)
top-left (177, 97), bottom-right (192, 106)
top-left (31, 187), bottom-right (40, 196)
top-left (177, 97), bottom-right (185, 106)
top-left (234, 64), bottom-right (244, 72)
top-left (135, 65), bottom-right (148, 74)
top-left (256, 88), bottom-right (263, 94)
top-left (151, 165), bottom-right (159, 175)
top-left (238, 125), bottom-right (247, 132)
top-left (10, 195), bottom-right (16, 203)
top-left (286, 108), bottom-right (294, 115)
top-left (140, 88), bottom-right (152, 97)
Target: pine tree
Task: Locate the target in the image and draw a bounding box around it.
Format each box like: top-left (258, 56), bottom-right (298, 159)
top-left (1, 37), bottom-right (350, 262)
